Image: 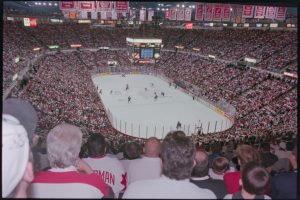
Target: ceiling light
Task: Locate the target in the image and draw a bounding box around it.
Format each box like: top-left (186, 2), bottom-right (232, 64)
top-left (176, 4), bottom-right (179, 7)
top-left (35, 2), bottom-right (37, 5)
top-left (162, 8), bottom-right (165, 11)
top-left (192, 5), bottom-right (195, 8)
top-left (157, 8), bottom-right (160, 11)
top-left (182, 5), bottom-right (185, 8)
top-left (54, 3), bottom-right (58, 6)
top-left (49, 3), bottom-right (52, 6)
top-left (43, 2), bottom-right (46, 5)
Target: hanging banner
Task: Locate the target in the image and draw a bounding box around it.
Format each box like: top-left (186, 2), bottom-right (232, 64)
top-left (69, 11), bottom-right (77, 19)
top-left (232, 4), bottom-right (243, 23)
top-left (148, 10), bottom-right (154, 21)
top-left (165, 10), bottom-right (171, 19)
top-left (129, 9), bottom-right (136, 20)
top-left (222, 4), bottom-right (231, 21)
top-left (170, 8), bottom-right (177, 20)
top-left (275, 7), bottom-right (287, 20)
top-left (96, 1), bottom-right (112, 11)
top-left (140, 9), bottom-right (146, 21)
top-left (254, 6), bottom-right (266, 18)
top-left (115, 1), bottom-right (129, 13)
top-left (91, 11), bottom-right (98, 19)
top-left (204, 3), bottom-right (214, 21)
top-left (176, 8), bottom-right (185, 21)
top-left (184, 8), bottom-right (192, 21)
top-left (60, 1), bottom-right (77, 10)
top-left (78, 10), bottom-right (88, 19)
top-left (195, 3), bottom-right (204, 21)
top-left (78, 1), bottom-right (95, 11)
top-left (242, 5), bottom-right (254, 18)
top-left (265, 6), bottom-right (277, 19)
top-left (213, 4), bottom-right (222, 21)
top-left (112, 11), bottom-right (118, 20)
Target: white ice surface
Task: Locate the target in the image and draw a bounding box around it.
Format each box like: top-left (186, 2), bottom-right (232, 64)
top-left (92, 74), bottom-right (232, 139)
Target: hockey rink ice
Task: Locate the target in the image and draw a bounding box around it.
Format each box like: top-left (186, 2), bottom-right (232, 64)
top-left (92, 74), bottom-right (232, 139)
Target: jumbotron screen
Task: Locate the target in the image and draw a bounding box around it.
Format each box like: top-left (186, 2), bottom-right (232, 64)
top-left (140, 48), bottom-right (154, 59)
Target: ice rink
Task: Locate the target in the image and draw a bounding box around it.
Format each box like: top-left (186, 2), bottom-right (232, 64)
top-left (92, 74), bottom-right (232, 139)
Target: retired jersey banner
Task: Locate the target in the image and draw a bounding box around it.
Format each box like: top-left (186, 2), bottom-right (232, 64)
top-left (78, 10), bottom-right (88, 19)
top-left (222, 4), bottom-right (231, 21)
top-left (265, 6), bottom-right (277, 19)
top-left (195, 3), bottom-right (204, 21)
top-left (170, 8), bottom-right (177, 20)
top-left (242, 5), bottom-right (254, 18)
top-left (96, 1), bottom-right (112, 11)
top-left (112, 11), bottom-right (117, 20)
top-left (148, 10), bottom-right (154, 21)
top-left (115, 1), bottom-right (129, 12)
top-left (176, 8), bottom-right (185, 21)
top-left (204, 4), bottom-right (214, 21)
top-left (184, 8), bottom-right (192, 21)
top-left (60, 1), bottom-right (77, 10)
top-left (213, 4), bottom-right (222, 21)
top-left (275, 7), bottom-right (287, 20)
top-left (165, 10), bottom-right (171, 19)
top-left (254, 6), bottom-right (266, 18)
top-left (78, 1), bottom-right (95, 11)
top-left (91, 11), bottom-right (98, 19)
top-left (140, 9), bottom-right (146, 21)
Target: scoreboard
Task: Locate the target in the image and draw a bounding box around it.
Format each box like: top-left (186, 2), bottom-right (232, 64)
top-left (126, 38), bottom-right (162, 64)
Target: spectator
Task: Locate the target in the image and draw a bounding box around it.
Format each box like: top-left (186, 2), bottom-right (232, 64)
top-left (83, 133), bottom-right (127, 198)
top-left (224, 161), bottom-right (271, 199)
top-left (123, 131), bottom-right (216, 199)
top-left (259, 142), bottom-right (278, 174)
top-left (120, 142), bottom-right (142, 172)
top-left (29, 124), bottom-right (111, 198)
top-left (2, 114), bottom-right (34, 198)
top-left (209, 157), bottom-right (230, 180)
top-left (224, 145), bottom-right (260, 194)
top-left (208, 142), bottom-right (223, 167)
top-left (126, 137), bottom-right (162, 185)
top-left (191, 151), bottom-right (227, 199)
top-left (271, 141), bottom-right (297, 199)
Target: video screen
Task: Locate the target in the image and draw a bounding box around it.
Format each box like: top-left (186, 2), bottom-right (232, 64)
top-left (140, 48), bottom-right (154, 59)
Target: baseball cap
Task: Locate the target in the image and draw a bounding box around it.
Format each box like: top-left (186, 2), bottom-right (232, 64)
top-left (3, 98), bottom-right (38, 143)
top-left (2, 114), bottom-right (30, 197)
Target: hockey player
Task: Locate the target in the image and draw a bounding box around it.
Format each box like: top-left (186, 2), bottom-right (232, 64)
top-left (145, 87), bottom-right (147, 92)
top-left (161, 92), bottom-right (165, 97)
top-left (154, 94), bottom-right (158, 100)
top-left (176, 121), bottom-right (182, 129)
top-left (128, 96), bottom-right (131, 103)
top-left (110, 90), bottom-right (113, 94)
top-left (126, 84), bottom-right (129, 90)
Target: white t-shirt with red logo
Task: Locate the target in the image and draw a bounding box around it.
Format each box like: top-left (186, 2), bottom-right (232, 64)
top-left (83, 155), bottom-right (127, 197)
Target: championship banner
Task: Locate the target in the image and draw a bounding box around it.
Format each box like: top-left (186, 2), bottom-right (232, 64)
top-left (112, 11), bottom-right (117, 20)
top-left (96, 1), bottom-right (112, 11)
top-left (204, 3), bottom-right (214, 21)
top-left (140, 9), bottom-right (146, 21)
top-left (170, 8), bottom-right (177, 20)
top-left (184, 8), bottom-right (192, 21)
top-left (148, 10), bottom-right (154, 21)
top-left (213, 4), bottom-right (222, 21)
top-left (60, 1), bottom-right (77, 10)
top-left (195, 3), bottom-right (204, 21)
top-left (78, 10), bottom-right (88, 19)
top-left (104, 11), bottom-right (109, 19)
top-left (78, 1), bottom-right (95, 11)
top-left (254, 6), bottom-right (266, 18)
top-left (275, 7), bottom-right (287, 20)
top-left (242, 5), bottom-right (254, 18)
top-left (115, 1), bottom-right (129, 13)
top-left (165, 10), bottom-right (171, 19)
top-left (222, 4), bottom-right (231, 21)
top-left (91, 11), bottom-right (98, 19)
top-left (176, 8), bottom-right (185, 21)
top-left (265, 6), bottom-right (277, 19)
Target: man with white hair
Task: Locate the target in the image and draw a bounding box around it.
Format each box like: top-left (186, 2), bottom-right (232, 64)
top-left (29, 123), bottom-right (111, 198)
top-left (2, 114), bottom-right (34, 198)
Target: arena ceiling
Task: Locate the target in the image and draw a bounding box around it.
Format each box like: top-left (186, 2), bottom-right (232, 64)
top-left (3, 1), bottom-right (298, 16)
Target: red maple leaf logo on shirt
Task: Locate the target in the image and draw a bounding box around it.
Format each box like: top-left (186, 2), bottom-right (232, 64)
top-left (121, 172), bottom-right (127, 192)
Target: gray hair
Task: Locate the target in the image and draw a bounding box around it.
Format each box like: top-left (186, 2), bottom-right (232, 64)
top-left (47, 123), bottom-right (82, 168)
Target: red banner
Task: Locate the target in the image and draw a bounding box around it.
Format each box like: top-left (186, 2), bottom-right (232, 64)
top-left (185, 22), bottom-right (193, 30)
top-left (115, 1), bottom-right (129, 12)
top-left (96, 1), bottom-right (112, 11)
top-left (254, 6), bottom-right (266, 18)
top-left (176, 8), bottom-right (185, 21)
top-left (195, 3), bottom-right (204, 21)
top-left (170, 8), bottom-right (177, 20)
top-left (222, 4), bottom-right (231, 21)
top-left (265, 6), bottom-right (277, 19)
top-left (204, 3), bottom-right (214, 21)
top-left (242, 5), bottom-right (254, 18)
top-left (60, 1), bottom-right (77, 10)
top-left (165, 10), bottom-right (171, 19)
top-left (78, 1), bottom-right (95, 11)
top-left (275, 7), bottom-right (287, 20)
top-left (213, 4), bottom-right (222, 21)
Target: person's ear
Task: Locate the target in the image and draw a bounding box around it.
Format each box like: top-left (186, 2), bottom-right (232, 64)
top-left (23, 162), bottom-right (34, 183)
top-left (239, 178), bottom-right (242, 187)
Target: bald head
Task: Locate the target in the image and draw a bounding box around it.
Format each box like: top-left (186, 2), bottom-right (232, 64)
top-left (144, 137), bottom-right (161, 157)
top-left (192, 151), bottom-right (209, 178)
